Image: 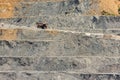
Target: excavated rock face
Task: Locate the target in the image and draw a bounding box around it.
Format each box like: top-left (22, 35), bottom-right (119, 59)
top-left (0, 0), bottom-right (120, 80)
top-left (0, 0), bottom-right (120, 18)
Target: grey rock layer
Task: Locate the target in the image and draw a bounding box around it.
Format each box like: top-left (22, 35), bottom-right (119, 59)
top-left (0, 72), bottom-right (120, 80)
top-left (0, 57), bottom-right (120, 73)
top-left (0, 40), bottom-right (50, 56)
top-left (13, 0), bottom-right (99, 17)
top-left (0, 16), bottom-right (120, 30)
top-left (0, 72), bottom-right (16, 80)
top-left (18, 72), bottom-right (120, 80)
top-left (0, 32), bottom-right (120, 56)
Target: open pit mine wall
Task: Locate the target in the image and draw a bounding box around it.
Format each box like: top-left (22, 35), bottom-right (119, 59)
top-left (0, 0), bottom-right (120, 80)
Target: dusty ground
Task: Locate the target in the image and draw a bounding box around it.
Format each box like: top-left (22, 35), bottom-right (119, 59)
top-left (0, 0), bottom-right (20, 18)
top-left (100, 0), bottom-right (120, 15)
top-left (0, 3), bottom-right (14, 18)
top-left (0, 29), bottom-right (18, 40)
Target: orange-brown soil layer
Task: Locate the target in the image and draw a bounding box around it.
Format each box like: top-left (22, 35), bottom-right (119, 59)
top-left (100, 0), bottom-right (120, 15)
top-left (0, 29), bottom-right (18, 40)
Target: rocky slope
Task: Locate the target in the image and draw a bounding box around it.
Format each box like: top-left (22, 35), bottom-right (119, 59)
top-left (0, 0), bottom-right (120, 80)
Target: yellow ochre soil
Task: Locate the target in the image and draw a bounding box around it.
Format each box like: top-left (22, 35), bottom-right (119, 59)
top-left (0, 3), bottom-right (14, 18)
top-left (100, 0), bottom-right (120, 15)
top-left (46, 30), bottom-right (59, 36)
top-left (0, 29), bottom-right (18, 40)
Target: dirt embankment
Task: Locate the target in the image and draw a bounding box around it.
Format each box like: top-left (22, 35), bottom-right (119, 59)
top-left (0, 29), bottom-right (18, 40)
top-left (100, 0), bottom-right (120, 15)
top-left (0, 0), bottom-right (21, 18)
